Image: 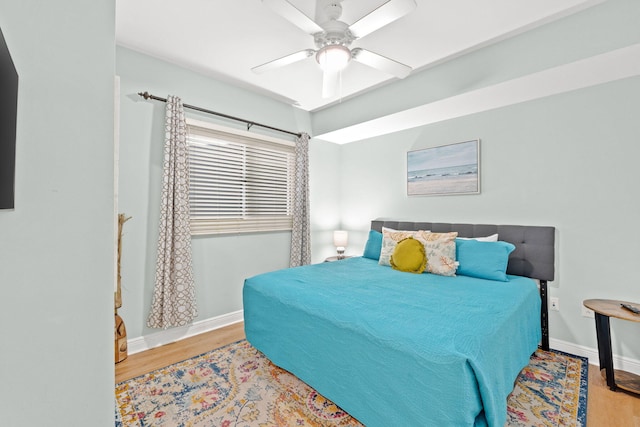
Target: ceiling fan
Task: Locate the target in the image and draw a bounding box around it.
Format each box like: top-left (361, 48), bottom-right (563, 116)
top-left (252, 0), bottom-right (417, 98)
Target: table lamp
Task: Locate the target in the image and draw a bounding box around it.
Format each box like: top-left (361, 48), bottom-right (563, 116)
top-left (333, 230), bottom-right (348, 260)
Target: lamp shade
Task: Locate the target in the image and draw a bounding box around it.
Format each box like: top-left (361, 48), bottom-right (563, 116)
top-left (316, 45), bottom-right (351, 72)
top-left (333, 230), bottom-right (348, 248)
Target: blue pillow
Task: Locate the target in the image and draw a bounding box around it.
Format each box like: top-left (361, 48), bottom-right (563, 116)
top-left (363, 230), bottom-right (383, 260)
top-left (455, 239), bottom-right (516, 281)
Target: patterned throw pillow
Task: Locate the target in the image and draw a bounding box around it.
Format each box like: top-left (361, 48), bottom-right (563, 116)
top-left (390, 237), bottom-right (427, 274)
top-left (379, 229), bottom-right (458, 276)
top-left (379, 228), bottom-right (430, 266)
top-left (420, 232), bottom-right (459, 276)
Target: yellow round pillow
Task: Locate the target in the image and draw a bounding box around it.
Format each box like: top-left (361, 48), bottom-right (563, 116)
top-left (390, 237), bottom-right (427, 274)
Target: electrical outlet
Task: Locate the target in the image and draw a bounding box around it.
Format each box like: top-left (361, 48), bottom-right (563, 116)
top-left (550, 297), bottom-right (560, 311)
top-left (582, 306), bottom-right (595, 318)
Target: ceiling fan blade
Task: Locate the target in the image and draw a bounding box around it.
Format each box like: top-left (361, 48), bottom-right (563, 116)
top-left (322, 71), bottom-right (339, 98)
top-left (348, 0), bottom-right (417, 39)
top-left (352, 48), bottom-right (411, 78)
top-left (262, 0), bottom-right (324, 34)
top-left (252, 49), bottom-right (315, 74)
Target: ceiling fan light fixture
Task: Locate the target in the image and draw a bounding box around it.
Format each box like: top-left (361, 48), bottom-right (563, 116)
top-left (316, 45), bottom-right (351, 73)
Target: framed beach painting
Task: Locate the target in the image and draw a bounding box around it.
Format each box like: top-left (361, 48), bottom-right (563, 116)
top-left (407, 139), bottom-right (480, 196)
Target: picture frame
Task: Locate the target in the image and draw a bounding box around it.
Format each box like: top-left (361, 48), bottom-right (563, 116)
top-left (407, 139), bottom-right (480, 196)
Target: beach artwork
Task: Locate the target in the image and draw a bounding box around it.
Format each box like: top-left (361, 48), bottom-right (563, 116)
top-left (407, 140), bottom-right (479, 196)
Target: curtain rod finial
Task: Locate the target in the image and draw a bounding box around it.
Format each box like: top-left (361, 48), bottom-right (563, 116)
top-left (138, 91), bottom-right (151, 100)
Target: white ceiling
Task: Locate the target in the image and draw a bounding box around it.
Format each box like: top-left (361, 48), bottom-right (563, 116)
top-left (116, 0), bottom-right (600, 112)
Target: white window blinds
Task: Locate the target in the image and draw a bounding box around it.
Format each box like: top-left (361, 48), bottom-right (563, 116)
top-left (187, 121), bottom-right (295, 235)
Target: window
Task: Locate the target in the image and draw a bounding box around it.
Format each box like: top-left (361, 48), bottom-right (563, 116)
top-left (187, 120), bottom-right (295, 235)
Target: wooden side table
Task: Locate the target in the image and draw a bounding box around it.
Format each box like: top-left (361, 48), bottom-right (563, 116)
top-left (583, 299), bottom-right (640, 394)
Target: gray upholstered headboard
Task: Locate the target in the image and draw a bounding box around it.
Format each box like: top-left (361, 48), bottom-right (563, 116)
top-left (371, 219), bottom-right (555, 282)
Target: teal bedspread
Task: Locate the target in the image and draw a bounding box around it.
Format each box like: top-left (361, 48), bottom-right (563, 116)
top-left (243, 257), bottom-right (541, 426)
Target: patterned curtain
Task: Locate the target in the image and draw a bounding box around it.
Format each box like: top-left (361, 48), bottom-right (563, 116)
top-left (289, 132), bottom-right (311, 267)
top-left (147, 95), bottom-right (198, 329)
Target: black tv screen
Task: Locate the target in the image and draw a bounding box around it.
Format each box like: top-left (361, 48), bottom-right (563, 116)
top-left (0, 26), bottom-right (18, 209)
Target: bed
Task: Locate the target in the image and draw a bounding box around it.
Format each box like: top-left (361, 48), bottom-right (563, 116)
top-left (243, 219), bottom-right (555, 426)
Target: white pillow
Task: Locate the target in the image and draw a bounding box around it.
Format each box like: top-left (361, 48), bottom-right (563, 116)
top-left (458, 233), bottom-right (499, 242)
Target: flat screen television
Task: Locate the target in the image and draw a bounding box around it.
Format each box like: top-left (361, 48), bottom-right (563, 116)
top-left (0, 26), bottom-right (18, 209)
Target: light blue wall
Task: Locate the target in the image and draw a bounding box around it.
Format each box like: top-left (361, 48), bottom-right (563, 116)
top-left (314, 0), bottom-right (640, 362)
top-left (0, 1), bottom-right (115, 426)
top-left (116, 47), bottom-right (314, 339)
top-left (309, 139), bottom-right (343, 261)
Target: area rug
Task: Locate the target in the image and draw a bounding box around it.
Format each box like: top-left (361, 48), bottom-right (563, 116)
top-left (506, 348), bottom-right (588, 426)
top-left (115, 340), bottom-right (588, 427)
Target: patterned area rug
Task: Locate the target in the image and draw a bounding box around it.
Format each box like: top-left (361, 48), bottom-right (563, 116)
top-left (115, 340), bottom-right (588, 427)
top-left (506, 348), bottom-right (588, 426)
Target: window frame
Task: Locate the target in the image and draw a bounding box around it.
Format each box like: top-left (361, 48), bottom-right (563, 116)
top-left (186, 119), bottom-right (295, 236)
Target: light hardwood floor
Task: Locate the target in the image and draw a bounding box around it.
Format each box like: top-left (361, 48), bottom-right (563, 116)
top-left (115, 323), bottom-right (640, 426)
top-left (115, 322), bottom-right (245, 383)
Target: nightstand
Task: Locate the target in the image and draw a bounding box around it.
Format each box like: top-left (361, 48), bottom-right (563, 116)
top-left (583, 299), bottom-right (640, 394)
top-left (324, 255), bottom-right (353, 262)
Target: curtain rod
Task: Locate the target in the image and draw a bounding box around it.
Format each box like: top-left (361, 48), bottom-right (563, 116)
top-left (137, 91), bottom-right (303, 138)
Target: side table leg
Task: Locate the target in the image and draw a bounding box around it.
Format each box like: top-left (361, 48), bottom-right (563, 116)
top-left (594, 313), bottom-right (616, 391)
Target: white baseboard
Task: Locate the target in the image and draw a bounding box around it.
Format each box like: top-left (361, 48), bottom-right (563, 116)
top-left (127, 310), bottom-right (244, 355)
top-left (550, 337), bottom-right (640, 376)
